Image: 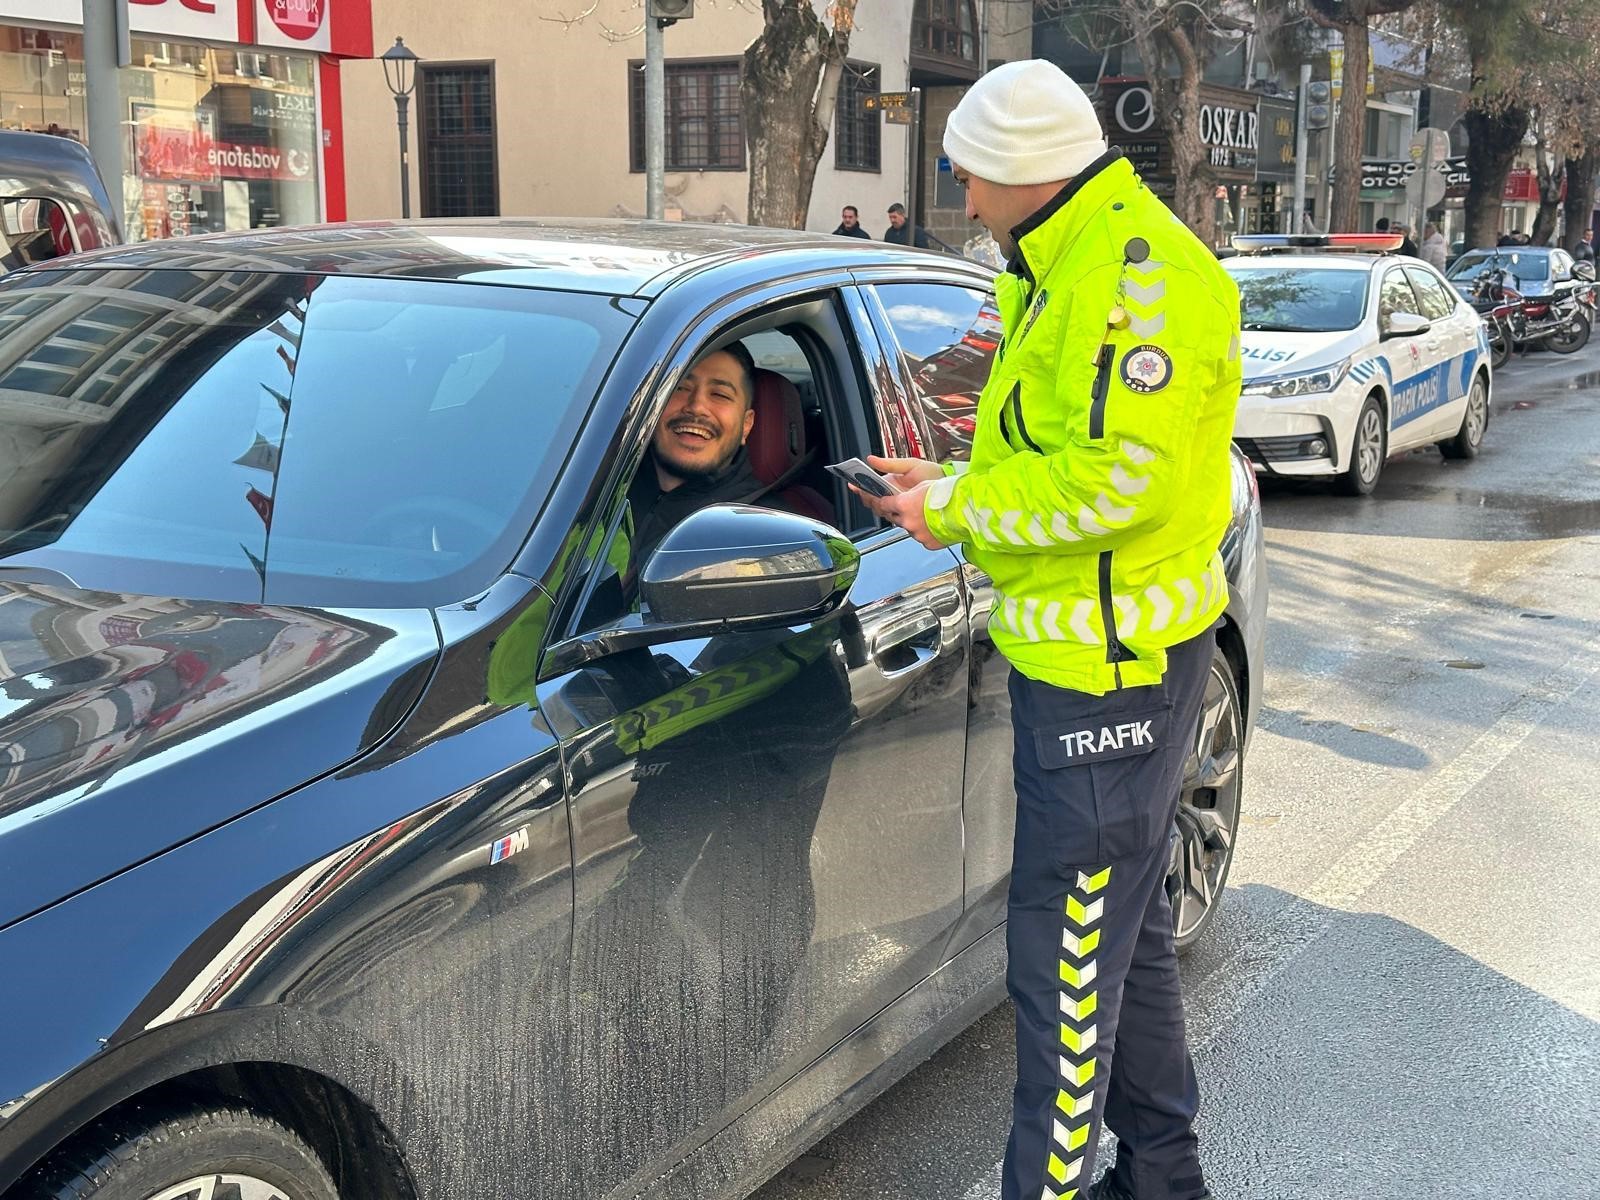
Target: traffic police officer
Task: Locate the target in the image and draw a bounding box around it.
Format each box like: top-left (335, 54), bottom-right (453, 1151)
top-left (859, 60), bottom-right (1240, 1200)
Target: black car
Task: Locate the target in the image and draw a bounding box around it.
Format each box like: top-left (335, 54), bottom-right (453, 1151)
top-left (0, 221), bottom-right (1265, 1200)
top-left (0, 129), bottom-right (121, 271)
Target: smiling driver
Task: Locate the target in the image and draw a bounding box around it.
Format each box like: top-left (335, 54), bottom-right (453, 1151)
top-left (629, 340), bottom-right (764, 561)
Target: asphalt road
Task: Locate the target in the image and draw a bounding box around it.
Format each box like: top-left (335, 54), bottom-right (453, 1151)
top-left (752, 343), bottom-right (1600, 1200)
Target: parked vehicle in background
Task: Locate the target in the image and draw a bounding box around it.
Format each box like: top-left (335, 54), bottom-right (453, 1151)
top-left (0, 130), bottom-right (120, 271)
top-left (1447, 247), bottom-right (1591, 355)
top-left (1224, 234), bottom-right (1494, 496)
top-left (0, 220), bottom-right (1266, 1200)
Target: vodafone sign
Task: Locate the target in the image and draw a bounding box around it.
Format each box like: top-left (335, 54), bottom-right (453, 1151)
top-left (256, 0), bottom-right (331, 51)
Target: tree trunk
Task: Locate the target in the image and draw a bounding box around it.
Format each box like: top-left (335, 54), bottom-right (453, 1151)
top-left (1530, 138), bottom-right (1562, 246)
top-left (1132, 19), bottom-right (1216, 245)
top-left (743, 0), bottom-right (852, 229)
top-left (1329, 22), bottom-right (1370, 234)
top-left (1562, 151), bottom-right (1599, 250)
top-left (1462, 104), bottom-right (1529, 248)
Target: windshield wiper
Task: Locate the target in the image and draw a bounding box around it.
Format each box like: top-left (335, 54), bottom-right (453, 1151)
top-left (1242, 322), bottom-right (1306, 332)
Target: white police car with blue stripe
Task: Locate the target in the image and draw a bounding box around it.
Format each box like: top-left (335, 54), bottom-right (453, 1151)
top-left (1222, 234), bottom-right (1494, 496)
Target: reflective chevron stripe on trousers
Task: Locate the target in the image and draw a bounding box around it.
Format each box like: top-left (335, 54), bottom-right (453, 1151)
top-left (1002, 627), bottom-right (1217, 1200)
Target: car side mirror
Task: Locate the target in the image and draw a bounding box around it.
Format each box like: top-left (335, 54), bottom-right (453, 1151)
top-left (641, 504), bottom-right (858, 625)
top-left (1385, 312), bottom-right (1431, 338)
top-left (545, 505), bottom-right (859, 673)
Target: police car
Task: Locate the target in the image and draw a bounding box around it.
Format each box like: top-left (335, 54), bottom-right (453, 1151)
top-left (1223, 234), bottom-right (1493, 495)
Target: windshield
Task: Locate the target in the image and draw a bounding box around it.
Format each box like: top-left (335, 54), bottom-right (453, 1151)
top-left (1227, 266), bottom-right (1370, 333)
top-left (1448, 250), bottom-right (1552, 289)
top-left (0, 268), bottom-right (630, 607)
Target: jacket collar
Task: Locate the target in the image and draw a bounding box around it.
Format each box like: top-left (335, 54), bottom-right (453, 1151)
top-left (1006, 149), bottom-right (1129, 286)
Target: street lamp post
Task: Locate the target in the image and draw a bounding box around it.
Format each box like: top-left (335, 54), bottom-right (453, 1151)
top-left (381, 37), bottom-right (420, 219)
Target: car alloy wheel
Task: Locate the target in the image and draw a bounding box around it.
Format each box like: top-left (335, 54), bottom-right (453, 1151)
top-left (1337, 396), bottom-right (1386, 496)
top-left (1169, 648), bottom-right (1244, 951)
top-left (146, 1177), bottom-right (299, 1200)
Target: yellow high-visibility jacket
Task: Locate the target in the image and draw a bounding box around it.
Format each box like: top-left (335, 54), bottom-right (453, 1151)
top-left (923, 152), bottom-right (1242, 695)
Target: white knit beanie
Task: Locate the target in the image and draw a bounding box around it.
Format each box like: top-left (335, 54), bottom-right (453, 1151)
top-left (943, 60), bottom-right (1107, 186)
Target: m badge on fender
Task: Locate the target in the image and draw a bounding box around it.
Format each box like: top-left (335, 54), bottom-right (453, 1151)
top-left (1119, 344), bottom-right (1172, 394)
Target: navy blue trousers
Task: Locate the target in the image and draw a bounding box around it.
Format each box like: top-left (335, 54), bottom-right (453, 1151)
top-left (1001, 628), bottom-right (1215, 1200)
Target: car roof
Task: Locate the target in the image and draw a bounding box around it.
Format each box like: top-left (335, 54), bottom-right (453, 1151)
top-left (55, 217), bottom-right (966, 297)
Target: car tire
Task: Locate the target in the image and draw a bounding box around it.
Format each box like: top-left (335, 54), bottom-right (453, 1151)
top-left (1439, 373), bottom-right (1489, 460)
top-left (20, 1104), bottom-right (339, 1200)
top-left (1335, 394), bottom-right (1386, 496)
top-left (1169, 644), bottom-right (1245, 954)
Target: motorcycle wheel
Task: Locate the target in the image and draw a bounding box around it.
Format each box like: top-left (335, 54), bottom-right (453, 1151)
top-left (1548, 311), bottom-right (1591, 353)
top-left (1489, 325), bottom-right (1512, 369)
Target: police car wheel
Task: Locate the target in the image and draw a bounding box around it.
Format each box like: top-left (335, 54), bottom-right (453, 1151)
top-left (1335, 395), bottom-right (1386, 496)
top-left (1439, 374), bottom-right (1488, 461)
top-left (1170, 646), bottom-right (1244, 953)
top-left (21, 1104), bottom-right (339, 1200)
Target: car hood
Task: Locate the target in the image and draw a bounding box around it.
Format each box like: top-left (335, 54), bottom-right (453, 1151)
top-left (0, 583), bottom-right (439, 927)
top-left (1239, 330), bottom-right (1363, 379)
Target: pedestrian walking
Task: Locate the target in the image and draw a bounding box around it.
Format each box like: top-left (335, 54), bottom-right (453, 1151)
top-left (852, 59), bottom-right (1237, 1200)
top-left (1420, 222), bottom-right (1448, 271)
top-left (1376, 217), bottom-right (1418, 257)
top-left (833, 205), bottom-right (870, 239)
top-left (1576, 229), bottom-right (1595, 264)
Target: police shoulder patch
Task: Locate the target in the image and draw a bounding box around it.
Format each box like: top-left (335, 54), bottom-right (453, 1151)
top-left (1119, 344), bottom-right (1172, 394)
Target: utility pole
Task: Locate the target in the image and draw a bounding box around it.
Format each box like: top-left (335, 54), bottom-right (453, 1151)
top-left (906, 86), bottom-right (922, 234)
top-left (644, 17), bottom-right (665, 220)
top-left (83, 0), bottom-right (129, 199)
top-left (1292, 63), bottom-right (1311, 234)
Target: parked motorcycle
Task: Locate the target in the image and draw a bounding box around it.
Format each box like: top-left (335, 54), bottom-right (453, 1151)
top-left (1468, 267), bottom-right (1521, 369)
top-left (1518, 289), bottom-right (1590, 353)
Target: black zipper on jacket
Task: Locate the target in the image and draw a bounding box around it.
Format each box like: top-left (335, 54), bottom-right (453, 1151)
top-left (1010, 382), bottom-right (1042, 453)
top-left (1098, 549), bottom-right (1134, 688)
top-left (1089, 345), bottom-right (1114, 439)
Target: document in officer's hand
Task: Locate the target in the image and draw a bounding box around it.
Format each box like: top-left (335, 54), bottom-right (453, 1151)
top-left (826, 458), bottom-right (902, 499)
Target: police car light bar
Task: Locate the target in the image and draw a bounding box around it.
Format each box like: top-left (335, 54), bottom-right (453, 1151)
top-left (1231, 234), bottom-right (1407, 254)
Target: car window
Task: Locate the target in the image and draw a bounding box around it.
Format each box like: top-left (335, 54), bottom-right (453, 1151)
top-left (1448, 250), bottom-right (1550, 290)
top-left (0, 269), bottom-right (631, 606)
top-left (1404, 267), bottom-right (1457, 322)
top-left (575, 323), bottom-right (842, 634)
top-left (1379, 268), bottom-right (1424, 328)
top-left (1552, 250), bottom-right (1574, 281)
top-left (872, 282), bottom-right (998, 464)
top-left (1227, 266), bottom-right (1370, 333)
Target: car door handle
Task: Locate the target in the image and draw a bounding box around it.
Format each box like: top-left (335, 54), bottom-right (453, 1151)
top-left (868, 609), bottom-right (941, 679)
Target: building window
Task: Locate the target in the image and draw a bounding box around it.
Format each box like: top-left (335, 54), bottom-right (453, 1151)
top-left (913, 0), bottom-right (977, 65)
top-left (835, 63), bottom-right (881, 172)
top-left (629, 59), bottom-right (745, 172)
top-left (419, 63), bottom-right (499, 218)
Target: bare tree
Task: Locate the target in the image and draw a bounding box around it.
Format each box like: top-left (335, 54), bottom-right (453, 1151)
top-left (742, 0), bottom-right (856, 229)
top-left (1303, 0), bottom-right (1425, 234)
top-left (1043, 1), bottom-right (1252, 244)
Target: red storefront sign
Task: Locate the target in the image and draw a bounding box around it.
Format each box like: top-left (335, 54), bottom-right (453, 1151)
top-left (263, 0), bottom-right (325, 41)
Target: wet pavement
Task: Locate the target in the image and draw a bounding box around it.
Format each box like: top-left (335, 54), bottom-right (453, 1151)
top-left (752, 345), bottom-right (1600, 1199)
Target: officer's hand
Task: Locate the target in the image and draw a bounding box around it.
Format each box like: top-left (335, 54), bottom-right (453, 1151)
top-left (866, 455), bottom-right (944, 490)
top-left (853, 481), bottom-right (949, 550)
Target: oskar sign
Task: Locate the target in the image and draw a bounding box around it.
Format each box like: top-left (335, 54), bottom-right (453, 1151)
top-left (1101, 81), bottom-right (1261, 184)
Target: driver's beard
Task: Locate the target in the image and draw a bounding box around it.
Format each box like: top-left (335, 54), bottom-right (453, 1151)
top-left (654, 443), bottom-right (735, 487)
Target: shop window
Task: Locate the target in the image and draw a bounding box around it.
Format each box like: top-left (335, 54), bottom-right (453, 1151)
top-left (835, 63), bottom-right (881, 173)
top-left (629, 60), bottom-right (745, 172)
top-left (419, 63), bottom-right (500, 218)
